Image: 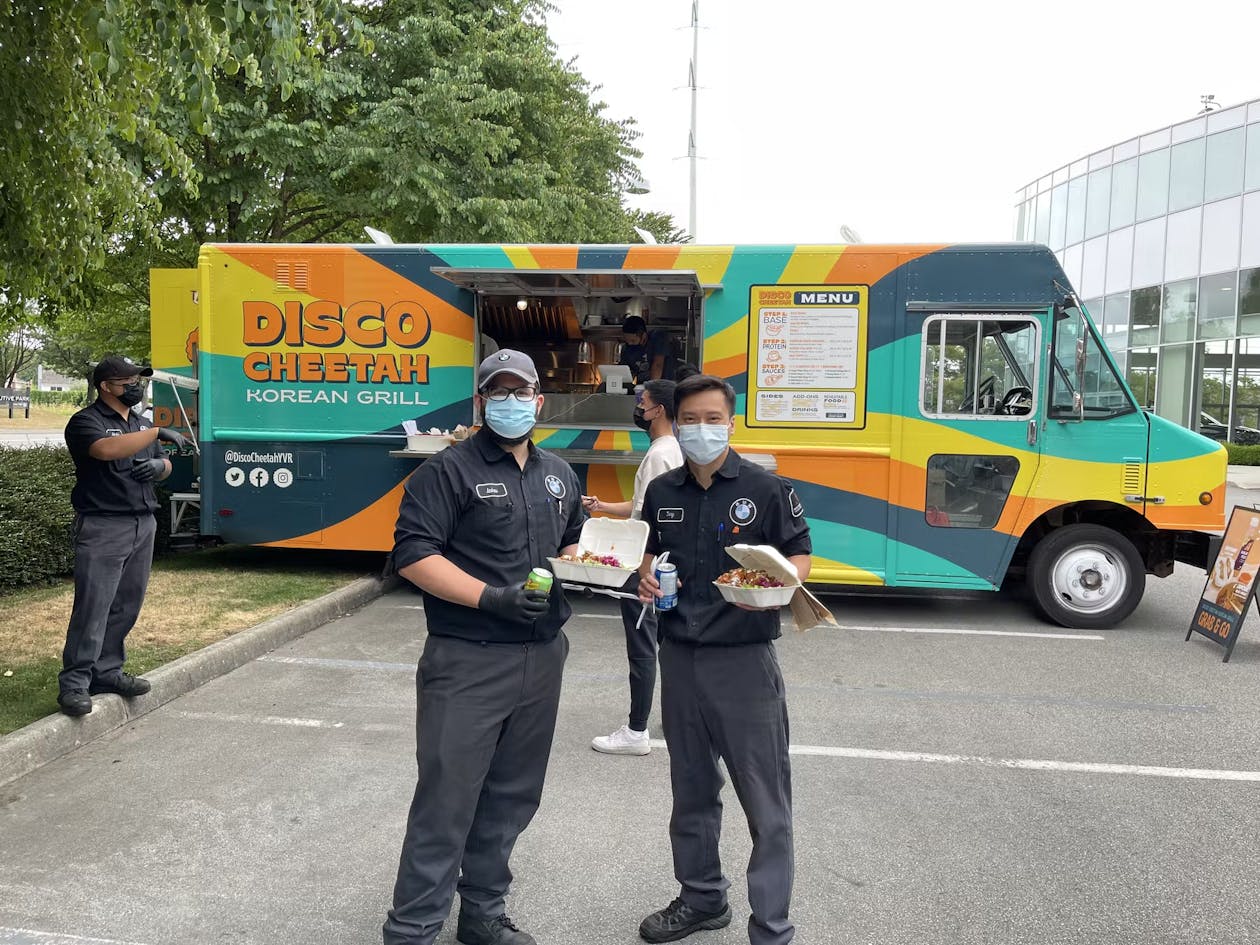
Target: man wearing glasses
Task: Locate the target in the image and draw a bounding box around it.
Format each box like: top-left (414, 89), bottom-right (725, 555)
top-left (58, 356), bottom-right (192, 716)
top-left (385, 349), bottom-right (587, 945)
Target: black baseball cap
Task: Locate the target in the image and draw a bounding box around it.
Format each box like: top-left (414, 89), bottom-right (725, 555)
top-left (92, 356), bottom-right (153, 386)
top-left (476, 349), bottom-right (539, 391)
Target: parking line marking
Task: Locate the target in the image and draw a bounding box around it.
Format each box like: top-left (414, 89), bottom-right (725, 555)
top-left (259, 655), bottom-right (416, 672)
top-left (171, 710), bottom-right (343, 729)
top-left (645, 741), bottom-right (1260, 782)
top-left (0, 928), bottom-right (153, 945)
top-left (835, 624), bottom-right (1105, 641)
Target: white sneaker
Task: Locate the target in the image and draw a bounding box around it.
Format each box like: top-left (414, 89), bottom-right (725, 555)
top-left (591, 724), bottom-right (651, 755)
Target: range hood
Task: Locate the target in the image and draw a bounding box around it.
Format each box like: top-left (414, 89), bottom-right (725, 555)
top-left (432, 268), bottom-right (709, 298)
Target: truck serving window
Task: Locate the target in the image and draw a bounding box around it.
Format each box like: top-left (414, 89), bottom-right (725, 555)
top-left (920, 316), bottom-right (1039, 419)
top-left (1048, 307), bottom-right (1136, 419)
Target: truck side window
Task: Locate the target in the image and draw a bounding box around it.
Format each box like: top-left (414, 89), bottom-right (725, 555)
top-left (925, 455), bottom-right (1021, 528)
top-left (1048, 307), bottom-right (1136, 419)
top-left (920, 316), bottom-right (1039, 419)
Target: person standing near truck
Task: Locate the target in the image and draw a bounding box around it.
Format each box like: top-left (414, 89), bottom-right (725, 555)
top-left (635, 374), bottom-right (812, 945)
top-left (57, 356), bottom-right (191, 717)
top-left (384, 349), bottom-right (587, 945)
top-left (581, 378), bottom-right (682, 755)
top-left (620, 314), bottom-right (677, 383)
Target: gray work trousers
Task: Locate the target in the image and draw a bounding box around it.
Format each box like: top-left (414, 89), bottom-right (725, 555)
top-left (659, 637), bottom-right (794, 945)
top-left (383, 631), bottom-right (569, 945)
top-left (619, 574), bottom-right (658, 731)
top-left (59, 513), bottom-right (156, 693)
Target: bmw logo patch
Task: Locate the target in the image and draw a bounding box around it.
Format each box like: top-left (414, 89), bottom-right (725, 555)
top-left (545, 475), bottom-right (566, 498)
top-left (497, 352), bottom-right (511, 361)
top-left (730, 498), bottom-right (757, 525)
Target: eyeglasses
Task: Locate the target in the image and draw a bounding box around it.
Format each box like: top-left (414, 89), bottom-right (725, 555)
top-left (106, 377), bottom-right (146, 388)
top-left (483, 386), bottom-right (539, 402)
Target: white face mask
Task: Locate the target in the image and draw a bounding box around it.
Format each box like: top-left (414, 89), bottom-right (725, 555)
top-left (676, 422), bottom-right (729, 465)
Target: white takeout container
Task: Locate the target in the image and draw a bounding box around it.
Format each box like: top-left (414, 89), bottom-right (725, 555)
top-left (406, 433), bottom-right (450, 453)
top-left (713, 543), bottom-right (800, 607)
top-left (548, 517), bottom-right (649, 588)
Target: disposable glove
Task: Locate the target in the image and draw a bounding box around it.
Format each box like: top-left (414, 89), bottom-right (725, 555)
top-left (479, 583), bottom-right (550, 621)
top-left (157, 428), bottom-right (192, 450)
top-left (131, 457), bottom-right (166, 482)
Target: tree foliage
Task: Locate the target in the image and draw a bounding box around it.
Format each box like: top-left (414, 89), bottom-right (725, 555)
top-left (0, 0), bottom-right (362, 302)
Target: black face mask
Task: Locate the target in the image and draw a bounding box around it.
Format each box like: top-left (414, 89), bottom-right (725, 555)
top-left (118, 384), bottom-right (144, 407)
top-left (632, 406), bottom-right (653, 432)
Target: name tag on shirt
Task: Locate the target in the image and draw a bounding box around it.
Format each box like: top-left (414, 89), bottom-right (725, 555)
top-left (476, 482), bottom-right (508, 499)
top-left (657, 508), bottom-right (684, 523)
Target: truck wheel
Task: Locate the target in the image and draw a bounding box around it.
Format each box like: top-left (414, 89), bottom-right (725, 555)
top-left (1027, 524), bottom-right (1145, 629)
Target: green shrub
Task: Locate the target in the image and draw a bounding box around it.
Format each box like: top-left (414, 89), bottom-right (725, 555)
top-left (1226, 443), bottom-right (1260, 466)
top-left (0, 446), bottom-right (76, 591)
top-left (30, 389), bottom-right (88, 408)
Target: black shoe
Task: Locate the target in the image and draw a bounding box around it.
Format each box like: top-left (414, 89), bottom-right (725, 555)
top-left (88, 673), bottom-right (151, 698)
top-left (456, 912), bottom-right (537, 945)
top-left (57, 689), bottom-right (93, 716)
top-left (639, 898), bottom-right (732, 943)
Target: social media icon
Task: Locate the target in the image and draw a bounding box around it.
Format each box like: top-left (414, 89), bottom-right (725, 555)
top-left (225, 466), bottom-right (245, 487)
top-left (274, 468), bottom-right (294, 489)
top-left (249, 467), bottom-right (270, 488)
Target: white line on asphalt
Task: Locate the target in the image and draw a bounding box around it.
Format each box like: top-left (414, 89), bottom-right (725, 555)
top-left (645, 741), bottom-right (1260, 782)
top-left (171, 711), bottom-right (343, 729)
top-left (574, 614), bottom-right (624, 620)
top-left (834, 624), bottom-right (1105, 641)
top-left (0, 928), bottom-right (153, 945)
top-left (259, 655), bottom-right (416, 672)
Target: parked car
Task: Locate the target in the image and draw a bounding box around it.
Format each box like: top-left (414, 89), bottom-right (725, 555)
top-left (1199, 411), bottom-right (1260, 445)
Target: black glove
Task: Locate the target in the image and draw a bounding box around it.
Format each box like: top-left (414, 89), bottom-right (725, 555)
top-left (130, 457), bottom-right (166, 482)
top-left (479, 583), bottom-right (550, 622)
top-left (157, 428), bottom-right (192, 450)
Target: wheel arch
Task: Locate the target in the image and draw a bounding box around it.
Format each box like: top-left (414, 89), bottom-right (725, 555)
top-left (1006, 500), bottom-right (1161, 579)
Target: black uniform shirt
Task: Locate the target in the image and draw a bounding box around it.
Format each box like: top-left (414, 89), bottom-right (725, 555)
top-left (394, 428), bottom-right (587, 643)
top-left (642, 448), bottom-right (812, 646)
top-left (63, 399), bottom-right (164, 515)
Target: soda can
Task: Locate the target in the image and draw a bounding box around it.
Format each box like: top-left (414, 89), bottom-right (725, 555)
top-left (655, 562), bottom-right (678, 610)
top-left (524, 567), bottom-right (554, 594)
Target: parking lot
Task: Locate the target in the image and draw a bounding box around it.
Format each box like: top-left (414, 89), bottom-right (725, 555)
top-left (3, 533), bottom-right (1260, 945)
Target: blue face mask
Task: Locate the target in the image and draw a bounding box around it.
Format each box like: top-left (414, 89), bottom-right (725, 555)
top-left (483, 396), bottom-right (538, 442)
top-left (676, 422), bottom-right (729, 465)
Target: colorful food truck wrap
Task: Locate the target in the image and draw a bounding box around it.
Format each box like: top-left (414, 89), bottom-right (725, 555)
top-left (151, 241), bottom-right (1227, 628)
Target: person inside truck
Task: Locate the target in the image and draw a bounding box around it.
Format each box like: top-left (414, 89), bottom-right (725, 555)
top-left (620, 314), bottom-right (676, 382)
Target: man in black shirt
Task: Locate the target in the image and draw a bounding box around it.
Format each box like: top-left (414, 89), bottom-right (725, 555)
top-left (384, 350), bottom-right (587, 945)
top-left (636, 374), bottom-right (812, 945)
top-left (58, 356), bottom-right (191, 716)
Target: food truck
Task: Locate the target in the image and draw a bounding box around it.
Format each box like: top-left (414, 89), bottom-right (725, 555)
top-left (149, 242), bottom-right (1226, 628)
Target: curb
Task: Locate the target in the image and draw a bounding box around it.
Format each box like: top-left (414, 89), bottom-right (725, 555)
top-left (0, 574), bottom-right (391, 789)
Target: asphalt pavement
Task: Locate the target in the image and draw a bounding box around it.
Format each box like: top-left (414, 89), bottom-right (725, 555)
top-left (3, 499), bottom-right (1260, 945)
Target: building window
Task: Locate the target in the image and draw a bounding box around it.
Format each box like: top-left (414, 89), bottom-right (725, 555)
top-left (1246, 123), bottom-right (1260, 193)
top-left (1169, 137), bottom-right (1207, 213)
top-left (1156, 343), bottom-right (1196, 426)
top-left (1128, 348), bottom-right (1158, 410)
top-left (1201, 197), bottom-right (1242, 275)
top-left (1164, 207), bottom-right (1203, 283)
top-left (1049, 183), bottom-right (1068, 250)
top-left (1199, 271), bottom-right (1238, 340)
top-left (1034, 191), bottom-right (1052, 245)
top-left (1084, 167), bottom-right (1112, 239)
top-left (1242, 191), bottom-right (1260, 269)
top-left (1080, 236), bottom-right (1107, 299)
top-left (1106, 227), bottom-right (1134, 294)
top-left (1110, 157), bottom-right (1138, 230)
top-left (1205, 127), bottom-right (1246, 202)
top-left (1065, 175), bottom-right (1087, 245)
top-left (1162, 279), bottom-right (1197, 344)
top-left (1103, 292), bottom-right (1130, 351)
top-left (920, 316), bottom-right (1040, 419)
top-left (1132, 217), bottom-right (1166, 288)
top-left (1137, 148), bottom-right (1170, 221)
top-left (1240, 267), bottom-right (1260, 338)
top-left (1130, 286), bottom-right (1162, 347)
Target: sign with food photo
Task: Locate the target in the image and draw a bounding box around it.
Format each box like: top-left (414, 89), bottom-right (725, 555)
top-left (1188, 505), bottom-right (1260, 662)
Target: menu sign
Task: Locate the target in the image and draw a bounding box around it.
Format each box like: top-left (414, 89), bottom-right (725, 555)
top-left (747, 285), bottom-right (868, 429)
top-left (1187, 505), bottom-right (1260, 662)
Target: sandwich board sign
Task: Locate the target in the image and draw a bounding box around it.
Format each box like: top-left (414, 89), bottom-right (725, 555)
top-left (1188, 505), bottom-right (1260, 662)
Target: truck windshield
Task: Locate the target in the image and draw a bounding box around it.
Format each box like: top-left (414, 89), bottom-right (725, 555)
top-left (1048, 306), bottom-right (1136, 419)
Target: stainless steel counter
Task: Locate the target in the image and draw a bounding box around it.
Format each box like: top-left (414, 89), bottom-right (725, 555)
top-left (538, 392), bottom-right (639, 427)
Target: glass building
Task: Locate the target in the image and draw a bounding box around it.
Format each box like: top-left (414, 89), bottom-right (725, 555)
top-left (1015, 97), bottom-right (1260, 443)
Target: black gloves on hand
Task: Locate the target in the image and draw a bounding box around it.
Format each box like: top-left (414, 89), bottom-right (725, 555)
top-left (479, 583), bottom-right (551, 622)
top-left (157, 428), bottom-right (192, 450)
top-left (131, 457), bottom-right (167, 482)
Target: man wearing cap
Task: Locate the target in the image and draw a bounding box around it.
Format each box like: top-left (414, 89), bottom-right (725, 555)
top-left (57, 356), bottom-right (193, 716)
top-left (384, 349), bottom-right (587, 945)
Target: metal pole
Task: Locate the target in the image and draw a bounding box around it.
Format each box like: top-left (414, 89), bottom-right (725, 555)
top-left (688, 0), bottom-right (699, 240)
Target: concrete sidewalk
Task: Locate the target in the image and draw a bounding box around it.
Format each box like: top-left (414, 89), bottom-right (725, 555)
top-left (0, 429), bottom-right (63, 448)
top-left (1228, 464), bottom-right (1260, 490)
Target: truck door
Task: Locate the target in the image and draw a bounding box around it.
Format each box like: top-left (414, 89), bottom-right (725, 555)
top-left (898, 311), bottom-right (1045, 589)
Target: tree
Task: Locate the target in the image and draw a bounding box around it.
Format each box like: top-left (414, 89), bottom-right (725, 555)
top-left (0, 326), bottom-right (40, 387)
top-left (629, 210), bottom-right (692, 245)
top-left (0, 0), bottom-right (363, 303)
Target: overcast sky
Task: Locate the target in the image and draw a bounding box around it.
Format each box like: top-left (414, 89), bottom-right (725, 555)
top-left (548, 0), bottom-right (1259, 245)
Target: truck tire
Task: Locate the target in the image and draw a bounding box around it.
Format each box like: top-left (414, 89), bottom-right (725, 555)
top-left (1027, 524), bottom-right (1145, 629)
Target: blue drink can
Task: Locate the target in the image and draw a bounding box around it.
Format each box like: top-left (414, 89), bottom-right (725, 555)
top-left (655, 562), bottom-right (679, 611)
